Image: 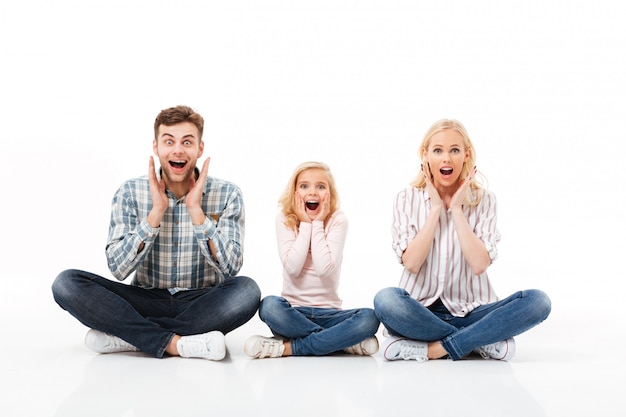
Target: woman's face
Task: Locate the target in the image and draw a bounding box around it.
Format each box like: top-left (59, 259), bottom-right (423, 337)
top-left (295, 168), bottom-right (330, 218)
top-left (422, 129), bottom-right (469, 189)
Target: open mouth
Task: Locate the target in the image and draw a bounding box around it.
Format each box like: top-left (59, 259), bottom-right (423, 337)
top-left (169, 160), bottom-right (187, 169)
top-left (305, 201), bottom-right (319, 210)
top-left (440, 168), bottom-right (453, 175)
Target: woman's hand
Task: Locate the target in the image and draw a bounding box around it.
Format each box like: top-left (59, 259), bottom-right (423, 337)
top-left (423, 163), bottom-right (444, 212)
top-left (449, 165), bottom-right (476, 211)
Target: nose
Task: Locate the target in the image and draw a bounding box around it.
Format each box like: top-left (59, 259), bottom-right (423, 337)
top-left (172, 142), bottom-right (185, 154)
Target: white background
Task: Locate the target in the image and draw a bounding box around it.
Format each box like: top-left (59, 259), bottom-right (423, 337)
top-left (1, 0), bottom-right (624, 318)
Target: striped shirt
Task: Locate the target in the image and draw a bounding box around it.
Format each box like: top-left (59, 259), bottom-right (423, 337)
top-left (105, 173), bottom-right (245, 289)
top-left (392, 186), bottom-right (501, 317)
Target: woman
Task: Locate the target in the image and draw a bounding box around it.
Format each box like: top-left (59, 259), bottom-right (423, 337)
top-left (375, 119), bottom-right (551, 362)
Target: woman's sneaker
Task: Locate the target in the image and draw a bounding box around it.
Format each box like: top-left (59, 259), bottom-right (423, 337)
top-left (381, 337), bottom-right (428, 362)
top-left (176, 331), bottom-right (226, 361)
top-left (244, 335), bottom-right (285, 359)
top-left (85, 329), bottom-right (140, 354)
top-left (343, 336), bottom-right (379, 355)
top-left (473, 338), bottom-right (516, 361)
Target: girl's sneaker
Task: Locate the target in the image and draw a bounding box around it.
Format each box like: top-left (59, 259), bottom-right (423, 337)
top-left (343, 336), bottom-right (379, 355)
top-left (244, 335), bottom-right (285, 359)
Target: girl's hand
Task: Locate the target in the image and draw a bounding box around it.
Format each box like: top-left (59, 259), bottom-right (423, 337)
top-left (314, 194), bottom-right (331, 222)
top-left (449, 165), bottom-right (476, 210)
top-left (294, 194), bottom-right (311, 223)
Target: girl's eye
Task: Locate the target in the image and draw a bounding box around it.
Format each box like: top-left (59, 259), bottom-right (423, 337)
top-left (451, 148), bottom-right (460, 154)
top-left (317, 184), bottom-right (326, 190)
top-left (433, 148), bottom-right (441, 154)
top-left (299, 184), bottom-right (308, 189)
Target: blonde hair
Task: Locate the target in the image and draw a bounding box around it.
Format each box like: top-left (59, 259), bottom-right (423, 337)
top-left (410, 119), bottom-right (485, 206)
top-left (278, 161), bottom-right (340, 229)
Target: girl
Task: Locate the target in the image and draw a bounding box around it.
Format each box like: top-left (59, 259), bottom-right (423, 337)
top-left (375, 119), bottom-right (551, 362)
top-left (245, 161), bottom-right (380, 358)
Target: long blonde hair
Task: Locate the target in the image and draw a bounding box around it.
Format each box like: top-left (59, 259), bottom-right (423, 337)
top-left (410, 119), bottom-right (485, 206)
top-left (278, 161), bottom-right (340, 229)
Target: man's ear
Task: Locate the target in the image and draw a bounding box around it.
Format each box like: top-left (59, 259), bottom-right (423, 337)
top-left (198, 140), bottom-right (205, 158)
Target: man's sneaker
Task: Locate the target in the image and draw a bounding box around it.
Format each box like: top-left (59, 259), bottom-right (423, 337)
top-left (244, 335), bottom-right (285, 359)
top-left (344, 336), bottom-right (379, 355)
top-left (474, 338), bottom-right (516, 361)
top-left (177, 331), bottom-right (226, 361)
top-left (381, 337), bottom-right (428, 362)
top-left (85, 329), bottom-right (140, 354)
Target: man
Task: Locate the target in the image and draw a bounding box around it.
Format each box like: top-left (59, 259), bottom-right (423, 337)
top-left (52, 105), bottom-right (260, 360)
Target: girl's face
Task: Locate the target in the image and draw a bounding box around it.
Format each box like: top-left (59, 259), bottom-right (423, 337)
top-left (295, 168), bottom-right (330, 217)
top-left (422, 129), bottom-right (469, 190)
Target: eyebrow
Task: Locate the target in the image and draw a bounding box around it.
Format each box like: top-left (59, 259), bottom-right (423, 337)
top-left (432, 143), bottom-right (462, 148)
top-left (160, 133), bottom-right (197, 140)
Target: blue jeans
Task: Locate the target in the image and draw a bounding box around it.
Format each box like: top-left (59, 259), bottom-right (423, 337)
top-left (373, 287), bottom-right (551, 360)
top-left (258, 295), bottom-right (380, 356)
top-left (52, 269), bottom-right (261, 358)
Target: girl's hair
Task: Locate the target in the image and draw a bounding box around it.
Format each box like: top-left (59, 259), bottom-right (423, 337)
top-left (154, 105), bottom-right (204, 140)
top-left (410, 119), bottom-right (485, 206)
top-left (278, 161), bottom-right (340, 229)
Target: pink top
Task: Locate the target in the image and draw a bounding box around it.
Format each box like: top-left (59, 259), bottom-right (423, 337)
top-left (276, 210), bottom-right (347, 309)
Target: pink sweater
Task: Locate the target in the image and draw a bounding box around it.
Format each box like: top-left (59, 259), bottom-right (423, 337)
top-left (276, 210), bottom-right (348, 309)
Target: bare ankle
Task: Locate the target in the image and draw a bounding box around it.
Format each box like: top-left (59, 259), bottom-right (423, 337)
top-left (166, 335), bottom-right (182, 356)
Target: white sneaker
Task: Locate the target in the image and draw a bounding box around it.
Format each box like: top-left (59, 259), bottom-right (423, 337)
top-left (474, 338), bottom-right (516, 361)
top-left (381, 337), bottom-right (428, 362)
top-left (177, 331), bottom-right (226, 361)
top-left (244, 335), bottom-right (285, 359)
top-left (85, 329), bottom-right (140, 354)
top-left (344, 336), bottom-right (379, 355)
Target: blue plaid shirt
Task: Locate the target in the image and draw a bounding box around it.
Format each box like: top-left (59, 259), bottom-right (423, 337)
top-left (105, 172), bottom-right (245, 289)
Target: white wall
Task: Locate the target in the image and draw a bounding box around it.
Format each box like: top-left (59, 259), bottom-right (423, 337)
top-left (1, 1), bottom-right (624, 315)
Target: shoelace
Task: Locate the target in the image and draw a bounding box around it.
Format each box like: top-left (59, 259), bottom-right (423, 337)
top-left (399, 343), bottom-right (427, 362)
top-left (476, 345), bottom-right (493, 359)
top-left (477, 342), bottom-right (506, 359)
top-left (104, 335), bottom-right (136, 351)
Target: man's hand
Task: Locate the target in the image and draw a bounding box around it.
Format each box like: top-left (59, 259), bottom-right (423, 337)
top-left (147, 156), bottom-right (168, 228)
top-left (186, 157), bottom-right (211, 225)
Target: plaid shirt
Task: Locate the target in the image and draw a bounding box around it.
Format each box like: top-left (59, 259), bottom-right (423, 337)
top-left (105, 172), bottom-right (245, 289)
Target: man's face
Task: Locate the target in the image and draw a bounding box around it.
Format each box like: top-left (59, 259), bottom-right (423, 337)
top-left (153, 121), bottom-right (204, 186)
